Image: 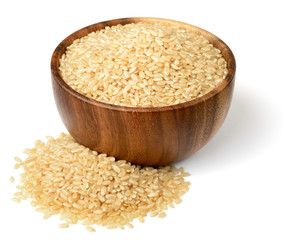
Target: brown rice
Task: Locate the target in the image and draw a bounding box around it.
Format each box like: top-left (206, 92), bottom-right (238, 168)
top-left (12, 133), bottom-right (190, 229)
top-left (59, 22), bottom-right (228, 107)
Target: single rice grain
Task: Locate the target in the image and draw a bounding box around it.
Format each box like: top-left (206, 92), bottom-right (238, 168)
top-left (59, 223), bottom-right (69, 229)
top-left (12, 198), bottom-right (21, 203)
top-left (86, 226), bottom-right (96, 232)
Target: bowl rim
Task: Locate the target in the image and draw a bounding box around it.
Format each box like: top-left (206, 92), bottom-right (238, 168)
top-left (51, 17), bottom-right (236, 113)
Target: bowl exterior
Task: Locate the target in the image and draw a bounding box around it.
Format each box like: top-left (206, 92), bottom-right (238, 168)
top-left (52, 75), bottom-right (234, 166)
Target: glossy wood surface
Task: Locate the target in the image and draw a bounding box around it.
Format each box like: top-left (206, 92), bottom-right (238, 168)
top-left (51, 17), bottom-right (236, 166)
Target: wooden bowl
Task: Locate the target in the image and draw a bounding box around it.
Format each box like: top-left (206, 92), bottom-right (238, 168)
top-left (51, 17), bottom-right (236, 166)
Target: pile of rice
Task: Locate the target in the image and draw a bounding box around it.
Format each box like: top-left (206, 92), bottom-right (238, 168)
top-left (12, 133), bottom-right (190, 230)
top-left (59, 22), bottom-right (228, 107)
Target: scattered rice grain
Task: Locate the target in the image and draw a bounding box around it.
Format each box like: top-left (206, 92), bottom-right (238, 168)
top-left (14, 164), bottom-right (21, 169)
top-left (86, 226), bottom-right (96, 232)
top-left (59, 223), bottom-right (69, 229)
top-left (12, 197), bottom-right (21, 203)
top-left (10, 176), bottom-right (15, 183)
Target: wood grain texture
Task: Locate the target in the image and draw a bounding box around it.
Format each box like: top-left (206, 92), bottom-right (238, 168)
top-left (51, 17), bottom-right (236, 166)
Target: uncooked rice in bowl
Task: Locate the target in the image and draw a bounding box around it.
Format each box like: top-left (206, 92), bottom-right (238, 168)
top-left (59, 22), bottom-right (228, 107)
top-left (12, 133), bottom-right (190, 230)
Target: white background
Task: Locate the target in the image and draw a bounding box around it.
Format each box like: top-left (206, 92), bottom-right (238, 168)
top-left (1, 0), bottom-right (293, 239)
